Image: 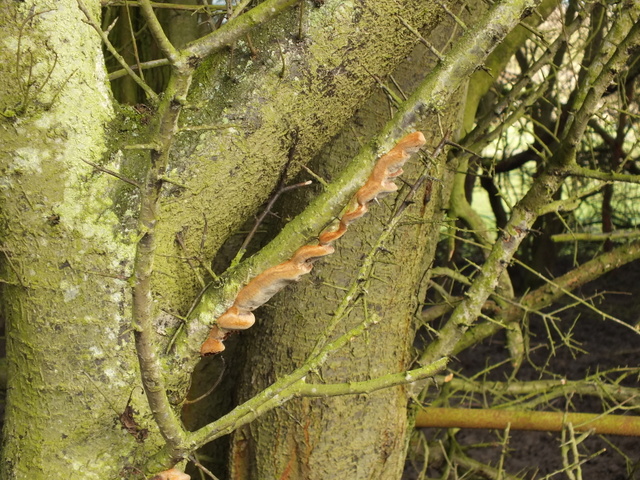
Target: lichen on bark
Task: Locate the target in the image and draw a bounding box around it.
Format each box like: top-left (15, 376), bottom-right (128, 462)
top-left (0, 1), bottom-right (164, 477)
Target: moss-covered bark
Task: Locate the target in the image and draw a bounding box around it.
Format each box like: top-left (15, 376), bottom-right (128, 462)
top-left (0, 0), bottom-right (551, 476)
top-left (0, 0), bottom-right (458, 475)
top-left (0, 1), bottom-right (164, 478)
top-left (222, 16), bottom-right (468, 479)
top-left (149, 0), bottom-right (447, 327)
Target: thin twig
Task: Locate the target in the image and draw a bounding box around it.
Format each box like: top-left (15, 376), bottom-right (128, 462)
top-left (2, 250), bottom-right (25, 288)
top-left (183, 357), bottom-right (226, 405)
top-left (108, 58), bottom-right (171, 81)
top-left (80, 158), bottom-right (142, 188)
top-left (298, 358), bottom-right (449, 397)
top-left (124, 2), bottom-right (145, 82)
top-left (234, 180), bottom-right (312, 264)
top-left (298, 164), bottom-right (329, 188)
top-left (177, 123), bottom-right (241, 132)
top-left (231, 133), bottom-right (312, 265)
top-left (362, 65), bottom-right (403, 107)
top-left (433, 0), bottom-right (468, 30)
top-left (138, 0), bottom-right (180, 64)
top-left (512, 256), bottom-right (639, 336)
top-left (185, 0), bottom-right (299, 61)
top-left (227, 0), bottom-right (254, 22)
top-left (175, 230), bottom-right (206, 288)
top-left (393, 134), bottom-right (449, 220)
top-left (103, 0), bottom-right (225, 11)
top-left (189, 455), bottom-right (221, 480)
top-left (130, 67), bottom-right (193, 455)
top-left (77, 0), bottom-right (158, 101)
top-left (388, 74), bottom-right (407, 101)
top-left (397, 15), bottom-right (444, 61)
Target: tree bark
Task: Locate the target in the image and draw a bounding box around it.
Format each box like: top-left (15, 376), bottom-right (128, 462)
top-left (0, 0), bottom-right (459, 476)
top-left (0, 0), bottom-right (550, 476)
top-left (223, 9), bottom-right (472, 478)
top-left (228, 129), bottom-right (458, 479)
top-left (0, 1), bottom-right (164, 477)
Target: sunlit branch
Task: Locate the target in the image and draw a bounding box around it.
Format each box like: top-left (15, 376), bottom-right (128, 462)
top-left (298, 358), bottom-right (449, 397)
top-left (415, 407), bottom-right (640, 436)
top-left (419, 2), bottom-right (640, 366)
top-left (567, 164), bottom-right (640, 184)
top-left (551, 230), bottom-right (640, 243)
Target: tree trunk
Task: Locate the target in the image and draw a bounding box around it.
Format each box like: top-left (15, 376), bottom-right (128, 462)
top-left (0, 1), bottom-right (164, 477)
top-left (0, 0), bottom-right (458, 476)
top-left (0, 0), bottom-right (546, 476)
top-left (225, 23), bottom-right (468, 480)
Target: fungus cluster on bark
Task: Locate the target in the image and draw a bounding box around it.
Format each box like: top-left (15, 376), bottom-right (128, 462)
top-left (201, 132), bottom-right (426, 355)
top-left (151, 467), bottom-right (190, 480)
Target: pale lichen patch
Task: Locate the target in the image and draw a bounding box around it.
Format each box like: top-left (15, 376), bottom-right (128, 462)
top-left (88, 346), bottom-right (104, 358)
top-left (61, 281), bottom-right (80, 302)
top-left (11, 146), bottom-right (47, 175)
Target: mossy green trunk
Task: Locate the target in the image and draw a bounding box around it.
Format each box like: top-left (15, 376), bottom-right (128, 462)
top-left (1, 0), bottom-right (482, 477)
top-left (224, 30), bottom-right (467, 480)
top-left (0, 1), bottom-right (166, 478)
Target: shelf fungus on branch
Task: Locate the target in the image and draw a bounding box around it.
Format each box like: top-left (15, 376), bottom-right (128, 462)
top-left (150, 468), bottom-right (190, 480)
top-left (201, 131), bottom-right (426, 355)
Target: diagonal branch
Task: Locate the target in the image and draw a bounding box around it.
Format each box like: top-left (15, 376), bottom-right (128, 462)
top-left (138, 0), bottom-right (180, 64)
top-left (452, 239), bottom-right (640, 356)
top-left (170, 0), bottom-right (546, 369)
top-left (298, 358), bottom-right (449, 398)
top-left (184, 0), bottom-right (300, 62)
top-left (419, 6), bottom-right (640, 366)
top-left (108, 59), bottom-right (171, 81)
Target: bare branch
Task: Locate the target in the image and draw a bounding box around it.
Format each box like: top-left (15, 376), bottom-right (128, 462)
top-left (77, 0), bottom-right (158, 101)
top-left (415, 407), bottom-right (640, 436)
top-left (453, 240), bottom-right (640, 355)
top-left (108, 59), bottom-right (171, 81)
top-left (138, 0), bottom-right (180, 64)
top-left (80, 158), bottom-right (142, 188)
top-left (184, 0), bottom-right (300, 62)
top-left (103, 1), bottom-right (225, 12)
top-left (298, 358), bottom-right (449, 397)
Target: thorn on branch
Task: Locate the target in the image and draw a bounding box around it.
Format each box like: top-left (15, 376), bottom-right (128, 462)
top-left (433, 0), bottom-right (468, 31)
top-left (80, 158), bottom-right (142, 188)
top-left (362, 65), bottom-right (403, 108)
top-left (175, 229), bottom-right (206, 288)
top-left (397, 15), bottom-right (444, 62)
